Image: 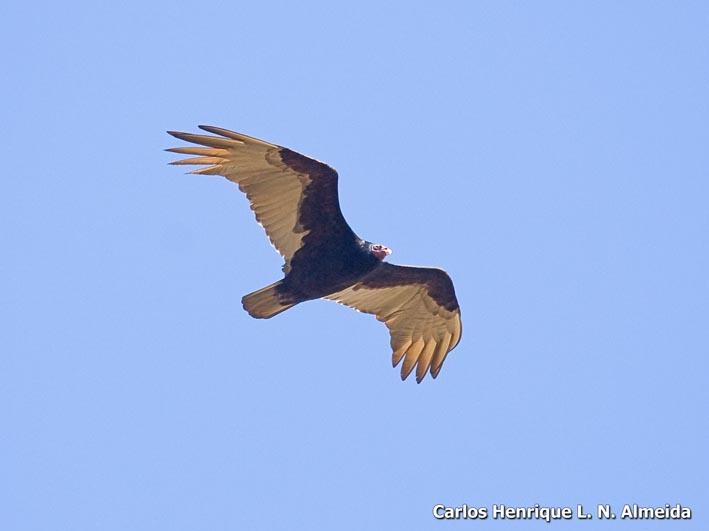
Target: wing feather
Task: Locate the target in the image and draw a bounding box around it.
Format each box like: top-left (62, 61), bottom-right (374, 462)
top-left (401, 338), bottom-right (426, 380)
top-left (326, 263), bottom-right (462, 382)
top-left (170, 156), bottom-right (225, 166)
top-left (167, 131), bottom-right (240, 149)
top-left (430, 335), bottom-right (452, 379)
top-left (392, 338), bottom-right (412, 367)
top-left (166, 147), bottom-right (227, 157)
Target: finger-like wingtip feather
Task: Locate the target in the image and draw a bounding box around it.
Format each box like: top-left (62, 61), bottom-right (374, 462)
top-left (198, 125), bottom-right (274, 147)
top-left (166, 131), bottom-right (237, 149)
top-left (169, 156), bottom-right (225, 166)
top-left (197, 125), bottom-right (243, 139)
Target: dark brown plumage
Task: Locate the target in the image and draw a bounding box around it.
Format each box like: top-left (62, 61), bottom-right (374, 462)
top-left (167, 126), bottom-right (462, 382)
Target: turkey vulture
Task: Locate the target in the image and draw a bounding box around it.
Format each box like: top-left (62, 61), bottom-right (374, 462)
top-left (167, 126), bottom-right (462, 382)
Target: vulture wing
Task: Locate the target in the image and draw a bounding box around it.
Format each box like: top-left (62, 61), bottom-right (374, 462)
top-left (325, 262), bottom-right (462, 383)
top-left (167, 126), bottom-right (356, 273)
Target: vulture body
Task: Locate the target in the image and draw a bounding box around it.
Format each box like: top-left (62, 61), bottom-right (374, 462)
top-left (167, 126), bottom-right (462, 382)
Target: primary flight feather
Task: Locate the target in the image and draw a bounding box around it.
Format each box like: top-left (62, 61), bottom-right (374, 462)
top-left (167, 126), bottom-right (462, 382)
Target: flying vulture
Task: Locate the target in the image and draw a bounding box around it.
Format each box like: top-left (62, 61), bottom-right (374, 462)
top-left (167, 126), bottom-right (462, 382)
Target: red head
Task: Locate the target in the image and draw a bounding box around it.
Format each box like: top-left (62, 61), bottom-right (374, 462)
top-left (370, 243), bottom-right (392, 261)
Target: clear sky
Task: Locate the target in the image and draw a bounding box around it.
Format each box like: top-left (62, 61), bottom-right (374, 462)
top-left (3, 1), bottom-right (707, 530)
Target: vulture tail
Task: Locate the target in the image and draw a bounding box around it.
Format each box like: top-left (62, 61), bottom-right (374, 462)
top-left (242, 281), bottom-right (297, 319)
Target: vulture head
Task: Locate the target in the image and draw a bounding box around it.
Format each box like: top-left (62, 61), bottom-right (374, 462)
top-left (369, 243), bottom-right (392, 261)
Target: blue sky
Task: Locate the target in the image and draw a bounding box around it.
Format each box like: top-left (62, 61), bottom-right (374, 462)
top-left (3, 1), bottom-right (707, 530)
